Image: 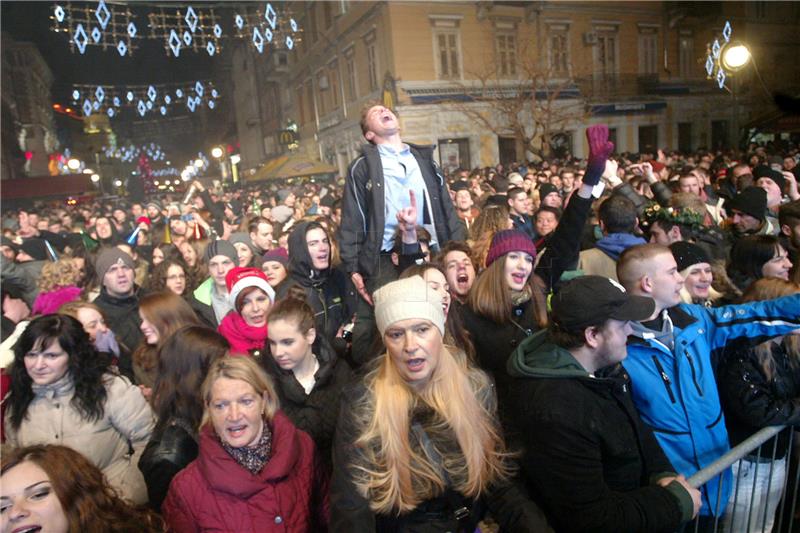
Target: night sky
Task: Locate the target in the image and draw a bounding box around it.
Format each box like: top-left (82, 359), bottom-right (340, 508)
top-left (1, 2), bottom-right (218, 105)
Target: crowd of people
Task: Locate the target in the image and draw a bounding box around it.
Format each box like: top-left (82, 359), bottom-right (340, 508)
top-left (1, 101), bottom-right (799, 533)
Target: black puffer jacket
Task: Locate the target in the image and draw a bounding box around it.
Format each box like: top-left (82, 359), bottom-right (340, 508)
top-left (94, 285), bottom-right (144, 380)
top-left (138, 418), bottom-right (198, 511)
top-left (288, 221), bottom-right (355, 345)
top-left (261, 337), bottom-right (352, 472)
top-left (717, 337), bottom-right (800, 459)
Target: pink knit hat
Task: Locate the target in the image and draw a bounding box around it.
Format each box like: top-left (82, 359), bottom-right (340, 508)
top-left (485, 229), bottom-right (537, 267)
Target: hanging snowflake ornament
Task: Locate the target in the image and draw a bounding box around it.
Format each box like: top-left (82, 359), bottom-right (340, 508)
top-left (253, 27), bottom-right (264, 53)
top-left (147, 85), bottom-right (157, 102)
top-left (95, 0), bottom-right (111, 30)
top-left (169, 30), bottom-right (182, 57)
top-left (235, 14), bottom-right (244, 30)
top-left (127, 22), bottom-right (137, 38)
top-left (722, 21), bottom-right (732, 43)
top-left (183, 31), bottom-right (192, 46)
top-left (91, 27), bottom-right (102, 44)
top-left (117, 40), bottom-right (128, 56)
top-left (265, 3), bottom-right (277, 30)
top-left (95, 86), bottom-right (105, 102)
top-left (54, 5), bottom-right (65, 23)
top-left (82, 100), bottom-right (93, 116)
top-left (74, 24), bottom-right (89, 54)
top-left (195, 81), bottom-right (204, 96)
top-left (185, 6), bottom-right (199, 33)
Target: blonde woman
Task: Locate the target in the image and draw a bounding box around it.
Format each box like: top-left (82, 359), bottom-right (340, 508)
top-left (162, 355), bottom-right (327, 532)
top-left (330, 276), bottom-right (550, 532)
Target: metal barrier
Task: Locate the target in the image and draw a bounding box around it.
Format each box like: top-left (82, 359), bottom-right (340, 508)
top-left (684, 425), bottom-right (799, 533)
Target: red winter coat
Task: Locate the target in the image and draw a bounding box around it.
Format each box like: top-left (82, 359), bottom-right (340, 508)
top-left (162, 410), bottom-right (329, 533)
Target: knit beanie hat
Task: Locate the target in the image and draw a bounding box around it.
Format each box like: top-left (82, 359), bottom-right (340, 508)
top-left (727, 187), bottom-right (767, 221)
top-left (277, 189), bottom-right (292, 202)
top-left (538, 183), bottom-right (560, 200)
top-left (19, 239), bottom-right (49, 261)
top-left (145, 200), bottom-right (163, 212)
top-left (271, 205), bottom-right (294, 224)
top-left (261, 247), bottom-right (289, 268)
top-left (374, 276), bottom-right (445, 338)
top-left (203, 239), bottom-right (238, 265)
top-left (507, 172), bottom-right (524, 186)
top-left (669, 241), bottom-right (711, 272)
top-left (485, 229), bottom-right (537, 268)
top-left (229, 232), bottom-right (257, 255)
top-left (226, 267), bottom-right (276, 308)
top-left (753, 165), bottom-right (786, 192)
top-left (95, 247), bottom-right (135, 279)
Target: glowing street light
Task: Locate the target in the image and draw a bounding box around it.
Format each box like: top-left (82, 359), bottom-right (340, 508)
top-left (67, 158), bottom-right (81, 171)
top-left (113, 179), bottom-right (122, 187)
top-left (721, 43), bottom-right (751, 71)
top-left (90, 173), bottom-right (100, 183)
top-left (211, 146), bottom-right (224, 159)
top-left (194, 158), bottom-right (204, 168)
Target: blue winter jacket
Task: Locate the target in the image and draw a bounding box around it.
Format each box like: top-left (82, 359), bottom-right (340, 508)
top-left (623, 295), bottom-right (800, 517)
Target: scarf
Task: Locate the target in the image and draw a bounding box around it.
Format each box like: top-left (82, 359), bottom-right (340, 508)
top-left (220, 419), bottom-right (273, 475)
top-left (217, 312), bottom-right (268, 356)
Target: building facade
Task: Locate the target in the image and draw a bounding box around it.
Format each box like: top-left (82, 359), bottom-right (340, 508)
top-left (231, 1), bottom-right (800, 177)
top-left (1, 32), bottom-right (57, 178)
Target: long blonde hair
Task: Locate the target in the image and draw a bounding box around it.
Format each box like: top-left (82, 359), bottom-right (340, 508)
top-left (351, 340), bottom-right (511, 513)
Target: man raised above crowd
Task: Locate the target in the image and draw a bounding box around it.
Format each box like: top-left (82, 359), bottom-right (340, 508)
top-left (341, 101), bottom-right (465, 355)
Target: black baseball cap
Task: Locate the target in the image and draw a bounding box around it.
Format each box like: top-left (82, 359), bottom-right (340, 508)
top-left (551, 275), bottom-right (655, 331)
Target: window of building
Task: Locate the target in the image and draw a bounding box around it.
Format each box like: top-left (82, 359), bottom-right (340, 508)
top-left (305, 81), bottom-right (314, 124)
top-left (638, 125), bottom-right (658, 154)
top-left (594, 28), bottom-right (619, 76)
top-left (679, 34), bottom-right (694, 78)
top-left (344, 48), bottom-right (357, 101)
top-left (307, 5), bottom-right (318, 44)
top-left (548, 26), bottom-right (570, 75)
top-left (323, 1), bottom-right (333, 29)
top-left (608, 127), bottom-right (617, 149)
top-left (496, 32), bottom-right (517, 77)
top-left (430, 16), bottom-right (463, 80)
top-left (366, 41), bottom-right (378, 92)
top-left (678, 122), bottom-right (692, 153)
top-left (329, 60), bottom-right (340, 109)
top-left (435, 30), bottom-right (461, 79)
top-left (316, 71), bottom-right (328, 115)
top-left (638, 27), bottom-right (658, 75)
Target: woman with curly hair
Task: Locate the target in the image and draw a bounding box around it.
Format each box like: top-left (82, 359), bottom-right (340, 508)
top-left (1, 444), bottom-right (163, 532)
top-left (467, 204), bottom-right (513, 272)
top-left (133, 291), bottom-right (201, 389)
top-left (3, 314), bottom-right (155, 504)
top-left (330, 276), bottom-right (549, 531)
top-left (145, 257), bottom-right (194, 297)
top-left (31, 258), bottom-right (83, 316)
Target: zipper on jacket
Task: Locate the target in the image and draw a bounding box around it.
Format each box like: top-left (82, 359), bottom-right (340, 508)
top-left (684, 350), bottom-right (704, 397)
top-left (652, 356), bottom-right (676, 404)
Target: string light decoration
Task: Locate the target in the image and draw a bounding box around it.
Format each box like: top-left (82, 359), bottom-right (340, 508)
top-left (71, 80), bottom-right (220, 118)
top-left (102, 142), bottom-right (167, 163)
top-left (50, 2), bottom-right (302, 57)
top-left (147, 5), bottom-right (223, 57)
top-left (232, 3), bottom-right (301, 53)
top-left (51, 0), bottom-right (139, 57)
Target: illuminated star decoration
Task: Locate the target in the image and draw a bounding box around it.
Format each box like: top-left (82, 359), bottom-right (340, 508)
top-left (51, 1), bottom-right (139, 56)
top-left (71, 80), bottom-right (221, 118)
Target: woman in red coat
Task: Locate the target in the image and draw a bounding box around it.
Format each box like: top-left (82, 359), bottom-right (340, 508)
top-left (162, 355), bottom-right (328, 532)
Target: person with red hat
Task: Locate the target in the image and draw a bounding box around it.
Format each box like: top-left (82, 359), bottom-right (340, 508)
top-left (217, 267), bottom-right (276, 357)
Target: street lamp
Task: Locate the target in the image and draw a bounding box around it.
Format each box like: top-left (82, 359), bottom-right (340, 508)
top-left (67, 158), bottom-right (81, 171)
top-left (90, 173), bottom-right (100, 183)
top-left (113, 179), bottom-right (122, 187)
top-left (721, 42), bottom-right (751, 71)
top-left (194, 158), bottom-right (204, 168)
top-left (211, 146), bottom-right (224, 159)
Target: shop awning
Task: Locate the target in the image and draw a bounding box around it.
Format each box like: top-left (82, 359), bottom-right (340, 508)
top-left (249, 152), bottom-right (336, 181)
top-left (249, 154), bottom-right (289, 181)
top-left (2, 174), bottom-right (96, 199)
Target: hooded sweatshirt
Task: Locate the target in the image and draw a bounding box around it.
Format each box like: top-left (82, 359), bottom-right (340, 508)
top-left (287, 221), bottom-right (352, 343)
top-left (504, 330), bottom-right (694, 533)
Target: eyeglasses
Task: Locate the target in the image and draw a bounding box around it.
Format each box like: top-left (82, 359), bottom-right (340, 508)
top-left (166, 274), bottom-right (186, 281)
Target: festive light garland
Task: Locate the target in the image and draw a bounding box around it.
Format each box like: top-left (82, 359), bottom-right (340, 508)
top-left (51, 1), bottom-right (302, 57)
top-left (102, 142), bottom-right (167, 163)
top-left (71, 80), bottom-right (220, 118)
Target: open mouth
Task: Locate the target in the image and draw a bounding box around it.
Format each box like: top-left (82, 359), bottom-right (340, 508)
top-left (511, 273), bottom-right (526, 284)
top-left (407, 358), bottom-right (425, 372)
top-left (227, 424), bottom-right (248, 439)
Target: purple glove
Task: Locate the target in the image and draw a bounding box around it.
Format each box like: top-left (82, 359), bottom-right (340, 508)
top-left (94, 328), bottom-right (120, 356)
top-left (584, 125), bottom-right (615, 187)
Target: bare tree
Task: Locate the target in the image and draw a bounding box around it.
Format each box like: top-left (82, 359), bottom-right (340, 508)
top-left (449, 44), bottom-right (589, 161)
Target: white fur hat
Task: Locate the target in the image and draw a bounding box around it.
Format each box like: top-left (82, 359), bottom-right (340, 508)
top-left (374, 276), bottom-right (445, 338)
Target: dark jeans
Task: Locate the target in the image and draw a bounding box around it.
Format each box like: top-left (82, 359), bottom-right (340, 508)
top-left (350, 254), bottom-right (398, 368)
